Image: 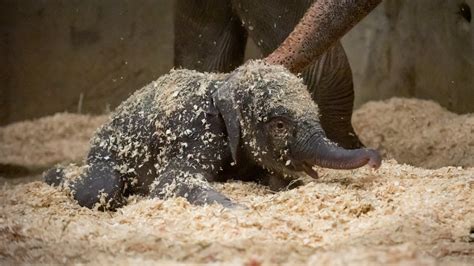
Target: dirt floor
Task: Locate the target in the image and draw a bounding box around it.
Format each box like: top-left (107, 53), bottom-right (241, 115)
top-left (0, 97), bottom-right (473, 265)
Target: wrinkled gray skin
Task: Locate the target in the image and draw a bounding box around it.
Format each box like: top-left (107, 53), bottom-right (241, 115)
top-left (44, 61), bottom-right (380, 211)
top-left (174, 0), bottom-right (362, 149)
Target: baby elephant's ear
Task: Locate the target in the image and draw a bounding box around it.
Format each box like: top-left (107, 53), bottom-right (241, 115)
top-left (211, 78), bottom-right (241, 164)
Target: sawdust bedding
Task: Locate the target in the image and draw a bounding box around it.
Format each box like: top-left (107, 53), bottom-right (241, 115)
top-left (1, 98), bottom-right (473, 265)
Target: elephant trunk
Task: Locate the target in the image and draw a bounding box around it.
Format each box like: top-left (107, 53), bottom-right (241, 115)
top-left (292, 131), bottom-right (381, 171)
top-left (264, 0), bottom-right (382, 73)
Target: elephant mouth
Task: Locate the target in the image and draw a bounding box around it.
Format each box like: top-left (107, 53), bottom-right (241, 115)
top-left (290, 160), bottom-right (319, 179)
top-left (301, 162), bottom-right (319, 179)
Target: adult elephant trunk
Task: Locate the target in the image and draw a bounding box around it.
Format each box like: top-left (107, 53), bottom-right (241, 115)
top-left (291, 130), bottom-right (381, 174)
top-left (264, 0), bottom-right (382, 73)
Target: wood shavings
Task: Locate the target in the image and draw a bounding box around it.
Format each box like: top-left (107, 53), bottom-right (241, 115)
top-left (0, 113), bottom-right (107, 169)
top-left (1, 160), bottom-right (473, 265)
top-left (353, 98), bottom-right (474, 168)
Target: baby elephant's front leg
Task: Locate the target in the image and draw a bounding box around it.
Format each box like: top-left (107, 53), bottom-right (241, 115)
top-left (149, 161), bottom-right (239, 208)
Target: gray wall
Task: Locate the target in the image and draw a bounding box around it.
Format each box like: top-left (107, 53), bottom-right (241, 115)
top-left (1, 0), bottom-right (473, 125)
top-left (1, 0), bottom-right (174, 124)
top-left (343, 0), bottom-right (474, 112)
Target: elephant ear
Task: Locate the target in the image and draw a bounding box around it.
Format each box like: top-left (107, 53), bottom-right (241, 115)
top-left (211, 77), bottom-right (241, 164)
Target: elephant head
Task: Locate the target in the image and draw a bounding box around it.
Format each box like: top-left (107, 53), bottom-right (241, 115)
top-left (212, 0), bottom-right (382, 178)
top-left (212, 61), bottom-right (381, 178)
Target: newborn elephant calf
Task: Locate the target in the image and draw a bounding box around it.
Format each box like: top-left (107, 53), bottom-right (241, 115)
top-left (44, 2), bottom-right (382, 210)
top-left (44, 61), bottom-right (380, 210)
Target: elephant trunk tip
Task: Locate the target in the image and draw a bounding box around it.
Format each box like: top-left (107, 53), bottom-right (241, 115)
top-left (365, 149), bottom-right (382, 170)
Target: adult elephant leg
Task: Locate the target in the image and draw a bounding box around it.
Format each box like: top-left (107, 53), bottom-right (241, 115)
top-left (231, 0), bottom-right (311, 57)
top-left (174, 0), bottom-right (248, 73)
top-left (234, 0), bottom-right (363, 148)
top-left (303, 43), bottom-right (363, 149)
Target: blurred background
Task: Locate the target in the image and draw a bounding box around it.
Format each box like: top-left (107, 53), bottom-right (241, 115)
top-left (1, 0), bottom-right (473, 125)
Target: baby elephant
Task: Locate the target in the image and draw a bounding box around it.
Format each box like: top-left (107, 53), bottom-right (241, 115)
top-left (44, 61), bottom-right (380, 210)
top-left (44, 2), bottom-right (382, 210)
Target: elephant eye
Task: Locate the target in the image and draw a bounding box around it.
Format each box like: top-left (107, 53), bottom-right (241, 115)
top-left (276, 121), bottom-right (285, 129)
top-left (267, 117), bottom-right (291, 137)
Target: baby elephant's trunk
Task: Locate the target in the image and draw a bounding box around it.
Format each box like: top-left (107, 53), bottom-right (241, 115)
top-left (292, 132), bottom-right (382, 170)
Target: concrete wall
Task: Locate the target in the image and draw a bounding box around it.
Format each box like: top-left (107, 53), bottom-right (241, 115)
top-left (1, 0), bottom-right (473, 125)
top-left (1, 0), bottom-right (174, 124)
top-left (343, 0), bottom-right (474, 112)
